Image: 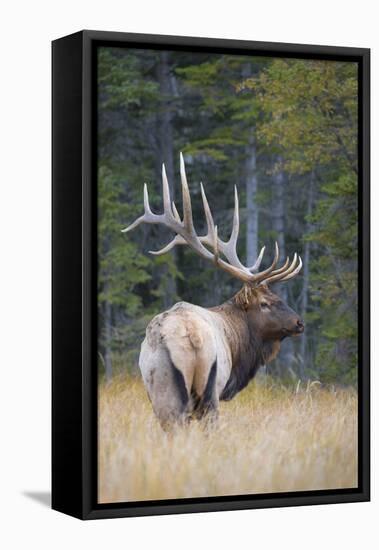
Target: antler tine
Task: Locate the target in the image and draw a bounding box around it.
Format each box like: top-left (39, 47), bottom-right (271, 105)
top-left (121, 213), bottom-right (144, 234)
top-left (271, 256), bottom-right (290, 276)
top-left (150, 153), bottom-right (216, 264)
top-left (180, 152), bottom-right (195, 233)
top-left (123, 166), bottom-right (181, 245)
top-left (230, 185), bottom-right (240, 245)
top-left (213, 225), bottom-right (219, 264)
top-left (280, 256), bottom-right (303, 282)
top-left (250, 241), bottom-right (280, 284)
top-left (248, 245), bottom-right (266, 272)
top-left (152, 184), bottom-right (218, 258)
top-left (221, 185), bottom-right (252, 273)
top-left (199, 183), bottom-right (251, 273)
top-left (200, 182), bottom-right (215, 234)
top-left (172, 201), bottom-right (181, 223)
top-left (149, 235), bottom-right (184, 256)
top-left (121, 183), bottom-right (159, 233)
top-left (162, 163), bottom-right (172, 216)
top-left (143, 183), bottom-right (152, 215)
top-left (260, 253), bottom-right (299, 285)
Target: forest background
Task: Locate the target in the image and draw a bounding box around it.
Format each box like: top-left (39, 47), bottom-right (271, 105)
top-left (97, 47), bottom-right (358, 386)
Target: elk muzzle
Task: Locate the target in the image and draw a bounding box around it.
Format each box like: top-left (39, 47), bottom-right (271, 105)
top-left (283, 316), bottom-right (304, 337)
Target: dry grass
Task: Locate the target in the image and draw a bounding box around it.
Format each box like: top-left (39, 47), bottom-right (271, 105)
top-left (98, 374), bottom-right (357, 504)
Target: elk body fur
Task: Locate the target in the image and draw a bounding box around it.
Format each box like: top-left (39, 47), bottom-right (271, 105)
top-left (123, 154), bottom-right (304, 429)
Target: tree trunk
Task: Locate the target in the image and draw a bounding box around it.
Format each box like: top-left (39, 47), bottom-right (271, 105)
top-left (240, 62), bottom-right (260, 267)
top-left (156, 51), bottom-right (177, 308)
top-left (272, 162), bottom-right (286, 268)
top-left (271, 158), bottom-right (294, 375)
top-left (299, 171), bottom-right (315, 378)
top-left (245, 131), bottom-right (259, 266)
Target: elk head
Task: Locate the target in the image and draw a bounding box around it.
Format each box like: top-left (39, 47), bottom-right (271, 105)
top-left (234, 283), bottom-right (304, 342)
top-left (122, 153), bottom-right (304, 340)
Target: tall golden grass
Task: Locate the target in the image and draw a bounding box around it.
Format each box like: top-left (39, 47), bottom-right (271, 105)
top-left (98, 374), bottom-right (357, 504)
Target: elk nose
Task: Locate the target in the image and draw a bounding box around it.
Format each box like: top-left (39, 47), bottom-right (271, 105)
top-left (296, 319), bottom-right (305, 332)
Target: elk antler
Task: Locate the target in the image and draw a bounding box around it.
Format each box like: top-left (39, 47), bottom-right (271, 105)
top-left (122, 153), bottom-right (302, 286)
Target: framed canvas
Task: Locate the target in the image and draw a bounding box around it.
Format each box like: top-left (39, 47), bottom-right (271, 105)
top-left (52, 30), bottom-right (370, 520)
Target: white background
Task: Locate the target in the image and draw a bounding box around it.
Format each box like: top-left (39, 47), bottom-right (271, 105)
top-left (0, 1), bottom-right (377, 548)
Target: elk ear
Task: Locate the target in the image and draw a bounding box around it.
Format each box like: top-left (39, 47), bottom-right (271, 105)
top-left (234, 285), bottom-right (256, 310)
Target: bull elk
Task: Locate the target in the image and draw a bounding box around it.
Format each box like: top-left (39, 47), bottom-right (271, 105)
top-left (122, 154), bottom-right (304, 429)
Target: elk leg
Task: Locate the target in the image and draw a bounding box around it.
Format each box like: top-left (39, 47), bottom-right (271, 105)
top-left (141, 347), bottom-right (191, 431)
top-left (193, 360), bottom-right (219, 425)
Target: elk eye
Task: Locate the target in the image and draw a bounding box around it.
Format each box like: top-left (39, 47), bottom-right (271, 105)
top-left (261, 302), bottom-right (270, 309)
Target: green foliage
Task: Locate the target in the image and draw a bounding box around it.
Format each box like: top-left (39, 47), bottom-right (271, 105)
top-left (98, 48), bottom-right (159, 110)
top-left (178, 56), bottom-right (263, 159)
top-left (307, 172), bottom-right (357, 384)
top-left (246, 59), bottom-right (358, 174)
top-left (98, 165), bottom-right (151, 312)
top-left (244, 59), bottom-right (358, 384)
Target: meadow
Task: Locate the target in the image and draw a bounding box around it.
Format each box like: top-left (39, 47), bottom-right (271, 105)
top-left (98, 374), bottom-right (357, 504)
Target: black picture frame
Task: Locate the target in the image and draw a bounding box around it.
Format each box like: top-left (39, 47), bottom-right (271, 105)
top-left (52, 30), bottom-right (370, 520)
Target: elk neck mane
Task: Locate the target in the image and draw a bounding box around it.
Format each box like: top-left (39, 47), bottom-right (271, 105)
top-left (211, 286), bottom-right (280, 401)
